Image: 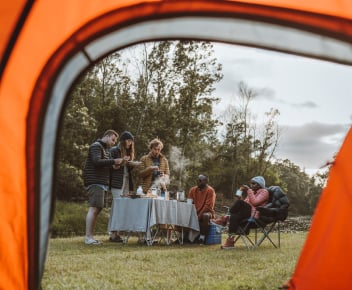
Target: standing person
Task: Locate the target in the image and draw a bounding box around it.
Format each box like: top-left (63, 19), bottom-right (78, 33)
top-left (188, 174), bottom-right (216, 244)
top-left (83, 129), bottom-right (127, 245)
top-left (108, 131), bottom-right (138, 242)
top-left (139, 138), bottom-right (170, 194)
top-left (219, 176), bottom-right (269, 249)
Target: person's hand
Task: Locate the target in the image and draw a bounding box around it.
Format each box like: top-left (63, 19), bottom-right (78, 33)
top-left (150, 165), bottom-right (158, 171)
top-left (240, 185), bottom-right (249, 192)
top-left (114, 157), bottom-right (130, 166)
top-left (122, 156), bottom-right (130, 165)
top-left (112, 164), bottom-right (120, 170)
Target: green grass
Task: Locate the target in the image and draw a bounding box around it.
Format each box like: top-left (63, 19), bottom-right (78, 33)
top-left (42, 232), bottom-right (306, 289)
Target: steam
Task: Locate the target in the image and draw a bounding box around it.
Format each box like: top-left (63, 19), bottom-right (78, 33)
top-left (151, 175), bottom-right (170, 190)
top-left (169, 146), bottom-right (190, 190)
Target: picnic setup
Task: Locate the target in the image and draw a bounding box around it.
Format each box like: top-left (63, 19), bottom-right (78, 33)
top-left (2, 1), bottom-right (352, 289)
top-left (109, 195), bottom-right (200, 245)
top-left (106, 183), bottom-right (289, 250)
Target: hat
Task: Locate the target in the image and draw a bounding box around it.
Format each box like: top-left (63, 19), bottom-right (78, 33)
top-left (119, 131), bottom-right (134, 141)
top-left (197, 174), bottom-right (208, 181)
top-left (251, 176), bottom-right (265, 188)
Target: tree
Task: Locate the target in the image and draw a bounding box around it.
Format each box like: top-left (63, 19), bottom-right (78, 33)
top-left (215, 82), bottom-right (281, 197)
top-left (56, 76), bottom-right (97, 200)
top-left (57, 40), bottom-right (224, 198)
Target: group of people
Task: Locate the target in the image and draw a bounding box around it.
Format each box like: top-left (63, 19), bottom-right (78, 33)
top-left (83, 129), bottom-right (171, 245)
top-left (82, 129), bottom-right (269, 249)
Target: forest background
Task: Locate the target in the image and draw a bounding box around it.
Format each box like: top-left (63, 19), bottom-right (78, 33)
top-left (56, 40), bottom-right (328, 217)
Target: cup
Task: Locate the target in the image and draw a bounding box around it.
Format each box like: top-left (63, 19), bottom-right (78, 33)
top-left (235, 189), bottom-right (242, 199)
top-left (177, 191), bottom-right (185, 201)
top-left (187, 198), bottom-right (193, 205)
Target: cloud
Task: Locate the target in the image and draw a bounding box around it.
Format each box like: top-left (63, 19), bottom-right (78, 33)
top-left (275, 122), bottom-right (350, 171)
top-left (290, 101), bottom-right (318, 108)
top-left (213, 42), bottom-right (352, 174)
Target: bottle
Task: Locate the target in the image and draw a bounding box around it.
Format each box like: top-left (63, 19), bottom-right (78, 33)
top-left (151, 187), bottom-right (157, 196)
top-left (136, 185), bottom-right (143, 195)
top-left (157, 186), bottom-right (161, 197)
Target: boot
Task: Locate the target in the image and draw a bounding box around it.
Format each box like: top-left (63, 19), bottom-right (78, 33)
top-left (221, 235), bottom-right (235, 249)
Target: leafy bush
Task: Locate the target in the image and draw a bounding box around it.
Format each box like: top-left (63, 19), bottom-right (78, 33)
top-left (55, 162), bottom-right (85, 201)
top-left (51, 201), bottom-right (111, 238)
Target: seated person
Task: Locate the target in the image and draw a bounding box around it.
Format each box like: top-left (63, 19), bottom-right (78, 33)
top-left (213, 176), bottom-right (269, 249)
top-left (188, 174), bottom-right (216, 244)
top-left (211, 186), bottom-right (246, 227)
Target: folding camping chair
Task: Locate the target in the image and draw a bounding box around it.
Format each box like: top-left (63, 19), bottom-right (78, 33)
top-left (233, 186), bottom-right (289, 249)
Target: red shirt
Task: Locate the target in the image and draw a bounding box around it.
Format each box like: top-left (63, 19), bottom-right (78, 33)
top-left (188, 185), bottom-right (216, 219)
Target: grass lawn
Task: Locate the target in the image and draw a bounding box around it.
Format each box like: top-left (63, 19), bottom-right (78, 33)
top-left (42, 231), bottom-right (306, 289)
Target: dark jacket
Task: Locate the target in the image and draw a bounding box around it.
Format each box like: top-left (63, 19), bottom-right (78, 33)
top-left (257, 186), bottom-right (290, 222)
top-left (109, 145), bottom-right (133, 190)
top-left (83, 140), bottom-right (114, 187)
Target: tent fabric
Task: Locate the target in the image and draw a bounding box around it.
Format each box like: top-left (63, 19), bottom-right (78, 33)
top-left (1, 1), bottom-right (352, 289)
top-left (288, 126), bottom-right (352, 290)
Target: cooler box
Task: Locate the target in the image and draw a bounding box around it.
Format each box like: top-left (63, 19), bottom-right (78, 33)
top-left (206, 224), bottom-right (222, 245)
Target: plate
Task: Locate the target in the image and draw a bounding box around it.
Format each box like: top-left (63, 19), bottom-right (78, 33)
top-left (128, 161), bottom-right (142, 166)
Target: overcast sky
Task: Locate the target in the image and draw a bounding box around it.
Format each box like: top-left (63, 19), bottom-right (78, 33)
top-left (212, 42), bottom-right (352, 175)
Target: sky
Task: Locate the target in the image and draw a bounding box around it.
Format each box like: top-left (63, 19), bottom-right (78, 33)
top-left (212, 42), bottom-right (352, 175)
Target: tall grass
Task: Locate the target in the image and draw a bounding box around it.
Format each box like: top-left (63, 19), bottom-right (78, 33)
top-left (42, 232), bottom-right (306, 289)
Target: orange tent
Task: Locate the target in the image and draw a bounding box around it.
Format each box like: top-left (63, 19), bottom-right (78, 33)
top-left (1, 1), bottom-right (352, 289)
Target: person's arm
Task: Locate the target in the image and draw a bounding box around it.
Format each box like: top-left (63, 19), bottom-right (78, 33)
top-left (247, 188), bottom-right (269, 206)
top-left (90, 144), bottom-right (114, 167)
top-left (138, 156), bottom-right (157, 177)
top-left (162, 158), bottom-right (170, 176)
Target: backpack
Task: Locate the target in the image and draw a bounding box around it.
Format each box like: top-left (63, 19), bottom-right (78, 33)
top-left (257, 186), bottom-right (290, 222)
top-left (266, 186), bottom-right (290, 221)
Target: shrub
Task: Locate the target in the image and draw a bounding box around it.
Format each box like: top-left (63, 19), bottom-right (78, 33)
top-left (51, 201), bottom-right (111, 237)
top-left (55, 162), bottom-right (85, 201)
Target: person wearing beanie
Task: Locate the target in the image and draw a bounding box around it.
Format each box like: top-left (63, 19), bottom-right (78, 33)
top-left (119, 131), bottom-right (134, 142)
top-left (213, 175), bottom-right (269, 249)
top-left (250, 176), bottom-right (265, 189)
top-left (108, 131), bottom-right (140, 242)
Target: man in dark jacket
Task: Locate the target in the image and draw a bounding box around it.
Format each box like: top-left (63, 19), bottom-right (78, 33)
top-left (83, 129), bottom-right (128, 245)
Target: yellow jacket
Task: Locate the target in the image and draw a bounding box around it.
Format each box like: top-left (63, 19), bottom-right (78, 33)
top-left (139, 152), bottom-right (170, 193)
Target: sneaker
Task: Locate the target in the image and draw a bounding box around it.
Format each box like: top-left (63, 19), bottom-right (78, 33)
top-left (198, 236), bottom-right (205, 245)
top-left (85, 237), bottom-right (102, 245)
top-left (211, 216), bottom-right (229, 227)
top-left (221, 236), bottom-right (235, 249)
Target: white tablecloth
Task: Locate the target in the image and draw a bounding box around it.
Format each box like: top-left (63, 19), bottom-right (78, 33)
top-left (109, 198), bottom-right (200, 243)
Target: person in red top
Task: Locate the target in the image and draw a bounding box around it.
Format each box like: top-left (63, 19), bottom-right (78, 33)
top-left (219, 176), bottom-right (269, 249)
top-left (188, 174), bottom-right (216, 244)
